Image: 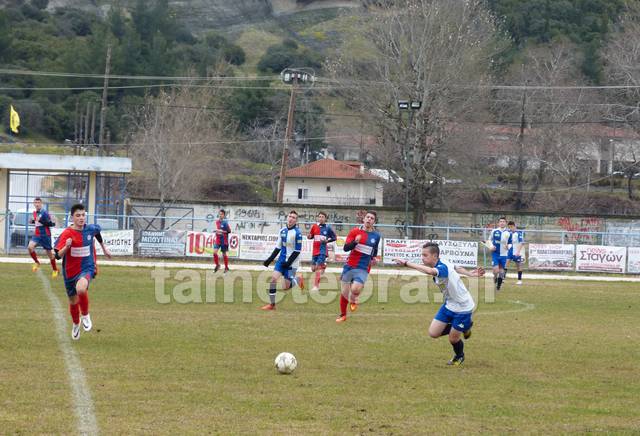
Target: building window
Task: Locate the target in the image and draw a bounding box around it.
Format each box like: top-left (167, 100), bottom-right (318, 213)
top-left (326, 186), bottom-right (331, 192)
top-left (297, 188), bottom-right (308, 200)
top-left (369, 198), bottom-right (376, 205)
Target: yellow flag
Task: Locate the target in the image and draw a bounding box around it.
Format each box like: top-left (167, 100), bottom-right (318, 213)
top-left (10, 105), bottom-right (20, 134)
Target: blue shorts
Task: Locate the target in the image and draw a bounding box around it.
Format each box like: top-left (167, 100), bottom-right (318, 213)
top-left (508, 253), bottom-right (524, 263)
top-left (274, 261), bottom-right (296, 281)
top-left (312, 254), bottom-right (327, 266)
top-left (213, 243), bottom-right (228, 252)
top-left (492, 253), bottom-right (507, 268)
top-left (31, 235), bottom-right (52, 250)
top-left (64, 270), bottom-right (93, 297)
top-left (434, 304), bottom-right (473, 332)
top-left (341, 265), bottom-right (368, 285)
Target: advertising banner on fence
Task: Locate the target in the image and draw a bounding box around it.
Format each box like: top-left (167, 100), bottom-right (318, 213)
top-left (528, 244), bottom-right (575, 271)
top-left (185, 231), bottom-right (239, 258)
top-left (138, 230), bottom-right (186, 257)
top-left (239, 233), bottom-right (280, 261)
top-left (95, 230), bottom-right (133, 256)
top-left (238, 233), bottom-right (327, 262)
top-left (576, 245), bottom-right (626, 273)
top-left (628, 247), bottom-right (640, 274)
top-left (51, 228), bottom-right (134, 256)
top-left (382, 239), bottom-right (477, 267)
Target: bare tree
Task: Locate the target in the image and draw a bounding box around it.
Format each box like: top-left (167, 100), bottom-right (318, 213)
top-left (243, 120), bottom-right (285, 201)
top-left (326, 0), bottom-right (502, 235)
top-left (604, 2), bottom-right (640, 200)
top-left (493, 43), bottom-right (595, 208)
top-left (128, 80), bottom-right (235, 225)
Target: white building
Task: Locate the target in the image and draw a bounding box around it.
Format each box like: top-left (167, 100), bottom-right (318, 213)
top-left (283, 159), bottom-right (384, 206)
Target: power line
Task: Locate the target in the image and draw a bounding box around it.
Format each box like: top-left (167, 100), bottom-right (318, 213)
top-left (0, 83), bottom-right (334, 91)
top-left (0, 68), bottom-right (279, 82)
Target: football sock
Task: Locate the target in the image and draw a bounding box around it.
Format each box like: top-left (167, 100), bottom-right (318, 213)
top-left (340, 294), bottom-right (348, 317)
top-left (78, 292), bottom-right (89, 316)
top-left (504, 268), bottom-right (508, 277)
top-left (452, 339), bottom-right (464, 358)
top-left (69, 302), bottom-right (80, 324)
top-left (497, 276), bottom-right (503, 289)
top-left (518, 271), bottom-right (522, 280)
top-left (314, 270), bottom-right (321, 287)
top-left (269, 283), bottom-right (277, 305)
top-left (223, 254), bottom-right (228, 268)
top-left (289, 276), bottom-right (298, 288)
top-left (50, 258), bottom-right (58, 271)
top-left (440, 324), bottom-right (452, 336)
top-left (30, 251), bottom-right (39, 264)
top-left (213, 254), bottom-right (219, 266)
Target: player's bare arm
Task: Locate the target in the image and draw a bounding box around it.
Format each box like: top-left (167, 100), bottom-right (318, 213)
top-left (55, 237), bottom-right (73, 259)
top-left (454, 265), bottom-right (485, 277)
top-left (393, 258), bottom-right (438, 276)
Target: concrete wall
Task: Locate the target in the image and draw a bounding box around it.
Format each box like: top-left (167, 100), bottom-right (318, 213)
top-left (129, 199), bottom-right (640, 246)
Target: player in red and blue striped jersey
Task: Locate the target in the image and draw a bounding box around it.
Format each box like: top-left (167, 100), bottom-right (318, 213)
top-left (336, 210), bottom-right (380, 323)
top-left (27, 197), bottom-right (59, 278)
top-left (54, 204), bottom-right (111, 341)
top-left (308, 211), bottom-right (336, 292)
top-left (213, 209), bottom-right (232, 273)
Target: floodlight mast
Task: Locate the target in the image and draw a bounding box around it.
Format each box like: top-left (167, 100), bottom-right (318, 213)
top-left (398, 99), bottom-right (422, 238)
top-left (277, 68), bottom-right (315, 203)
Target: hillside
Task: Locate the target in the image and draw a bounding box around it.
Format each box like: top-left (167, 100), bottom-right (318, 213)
top-left (42, 0), bottom-right (359, 29)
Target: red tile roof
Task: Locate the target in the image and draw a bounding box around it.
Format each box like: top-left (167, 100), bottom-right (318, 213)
top-left (285, 159), bottom-right (382, 181)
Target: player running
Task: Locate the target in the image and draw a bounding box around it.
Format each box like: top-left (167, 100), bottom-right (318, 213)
top-left (394, 242), bottom-right (484, 366)
top-left (213, 209), bottom-right (231, 273)
top-left (54, 204), bottom-right (111, 340)
top-left (336, 210), bottom-right (380, 323)
top-left (27, 197), bottom-right (59, 278)
top-left (308, 211), bottom-right (337, 292)
top-left (490, 216), bottom-right (510, 291)
top-left (506, 220), bottom-right (525, 285)
top-left (261, 210), bottom-right (305, 310)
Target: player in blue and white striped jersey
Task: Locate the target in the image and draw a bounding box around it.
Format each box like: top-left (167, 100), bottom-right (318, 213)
top-left (261, 210), bottom-right (305, 310)
top-left (490, 216), bottom-right (511, 290)
top-left (507, 221), bottom-right (525, 285)
top-left (394, 242), bottom-right (485, 366)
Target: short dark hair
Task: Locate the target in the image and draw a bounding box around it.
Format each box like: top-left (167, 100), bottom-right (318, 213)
top-left (318, 211), bottom-right (327, 218)
top-left (508, 220), bottom-right (515, 226)
top-left (219, 209), bottom-right (226, 215)
top-left (499, 216), bottom-right (507, 221)
top-left (70, 203), bottom-right (85, 215)
top-left (34, 197), bottom-right (42, 202)
top-left (289, 210), bottom-right (298, 217)
top-left (366, 210), bottom-right (377, 222)
top-left (422, 242), bottom-right (440, 256)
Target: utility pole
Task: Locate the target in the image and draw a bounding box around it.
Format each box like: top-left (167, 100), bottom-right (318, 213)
top-left (90, 102), bottom-right (96, 146)
top-left (277, 78), bottom-right (297, 203)
top-left (277, 69), bottom-right (314, 203)
top-left (99, 44), bottom-right (112, 155)
top-left (515, 82), bottom-right (527, 210)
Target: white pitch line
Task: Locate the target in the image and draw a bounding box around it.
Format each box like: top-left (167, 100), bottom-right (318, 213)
top-left (36, 271), bottom-right (99, 435)
top-left (6, 257), bottom-right (639, 282)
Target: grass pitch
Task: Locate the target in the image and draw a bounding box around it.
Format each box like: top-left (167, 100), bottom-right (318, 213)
top-left (0, 264), bottom-right (638, 434)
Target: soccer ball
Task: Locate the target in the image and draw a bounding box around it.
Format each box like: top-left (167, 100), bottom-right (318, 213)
top-left (274, 352), bottom-right (297, 374)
